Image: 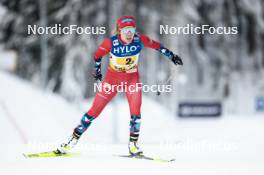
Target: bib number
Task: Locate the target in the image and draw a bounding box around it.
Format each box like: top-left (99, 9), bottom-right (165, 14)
top-left (110, 55), bottom-right (139, 71)
top-left (125, 58), bottom-right (134, 65)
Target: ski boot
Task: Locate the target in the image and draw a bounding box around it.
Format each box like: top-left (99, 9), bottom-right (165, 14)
top-left (55, 132), bottom-right (80, 154)
top-left (128, 141), bottom-right (143, 156)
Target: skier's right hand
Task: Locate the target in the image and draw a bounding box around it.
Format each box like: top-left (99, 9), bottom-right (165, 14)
top-left (93, 71), bottom-right (102, 81)
top-left (93, 59), bottom-right (102, 81)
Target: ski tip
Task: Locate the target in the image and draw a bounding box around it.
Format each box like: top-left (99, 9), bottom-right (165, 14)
top-left (152, 157), bottom-right (176, 163)
top-left (23, 153), bottom-right (28, 158)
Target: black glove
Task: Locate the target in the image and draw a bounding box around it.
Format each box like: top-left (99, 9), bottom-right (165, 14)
top-left (93, 70), bottom-right (102, 81)
top-left (171, 54), bottom-right (183, 66)
top-left (93, 59), bottom-right (102, 81)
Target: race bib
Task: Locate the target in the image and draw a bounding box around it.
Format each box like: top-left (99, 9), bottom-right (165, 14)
top-left (109, 34), bottom-right (142, 72)
top-left (109, 54), bottom-right (139, 71)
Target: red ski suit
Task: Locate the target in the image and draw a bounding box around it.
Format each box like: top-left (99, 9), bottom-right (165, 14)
top-left (87, 34), bottom-right (161, 118)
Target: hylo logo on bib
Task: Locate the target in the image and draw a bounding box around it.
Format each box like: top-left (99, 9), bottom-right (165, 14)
top-left (113, 46), bottom-right (138, 54)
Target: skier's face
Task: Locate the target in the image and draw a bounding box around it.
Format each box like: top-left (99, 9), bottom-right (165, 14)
top-left (120, 27), bottom-right (136, 43)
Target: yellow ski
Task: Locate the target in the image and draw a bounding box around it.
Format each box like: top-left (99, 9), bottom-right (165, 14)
top-left (23, 150), bottom-right (80, 158)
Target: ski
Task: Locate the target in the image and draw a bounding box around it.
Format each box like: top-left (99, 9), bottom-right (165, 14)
top-left (117, 154), bottom-right (175, 163)
top-left (23, 150), bottom-right (80, 158)
top-left (24, 151), bottom-right (175, 162)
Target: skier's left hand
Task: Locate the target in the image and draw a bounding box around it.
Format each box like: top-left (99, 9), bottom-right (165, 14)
top-left (171, 54), bottom-right (183, 66)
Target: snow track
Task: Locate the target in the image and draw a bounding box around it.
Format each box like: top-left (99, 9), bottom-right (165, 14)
top-left (0, 71), bottom-right (263, 175)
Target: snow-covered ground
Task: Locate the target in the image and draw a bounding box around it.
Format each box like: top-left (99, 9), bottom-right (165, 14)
top-left (0, 71), bottom-right (264, 175)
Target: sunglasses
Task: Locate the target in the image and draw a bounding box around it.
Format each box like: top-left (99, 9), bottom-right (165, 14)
top-left (121, 27), bottom-right (136, 34)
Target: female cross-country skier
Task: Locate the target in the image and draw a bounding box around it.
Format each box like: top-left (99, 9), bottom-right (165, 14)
top-left (57, 16), bottom-right (183, 155)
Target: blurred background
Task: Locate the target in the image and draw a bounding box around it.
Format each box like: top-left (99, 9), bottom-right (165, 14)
top-left (0, 0), bottom-right (264, 174)
top-left (0, 0), bottom-right (264, 143)
top-left (1, 0), bottom-right (264, 115)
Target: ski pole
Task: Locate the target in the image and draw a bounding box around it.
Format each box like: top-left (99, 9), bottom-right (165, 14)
top-left (157, 67), bottom-right (179, 96)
